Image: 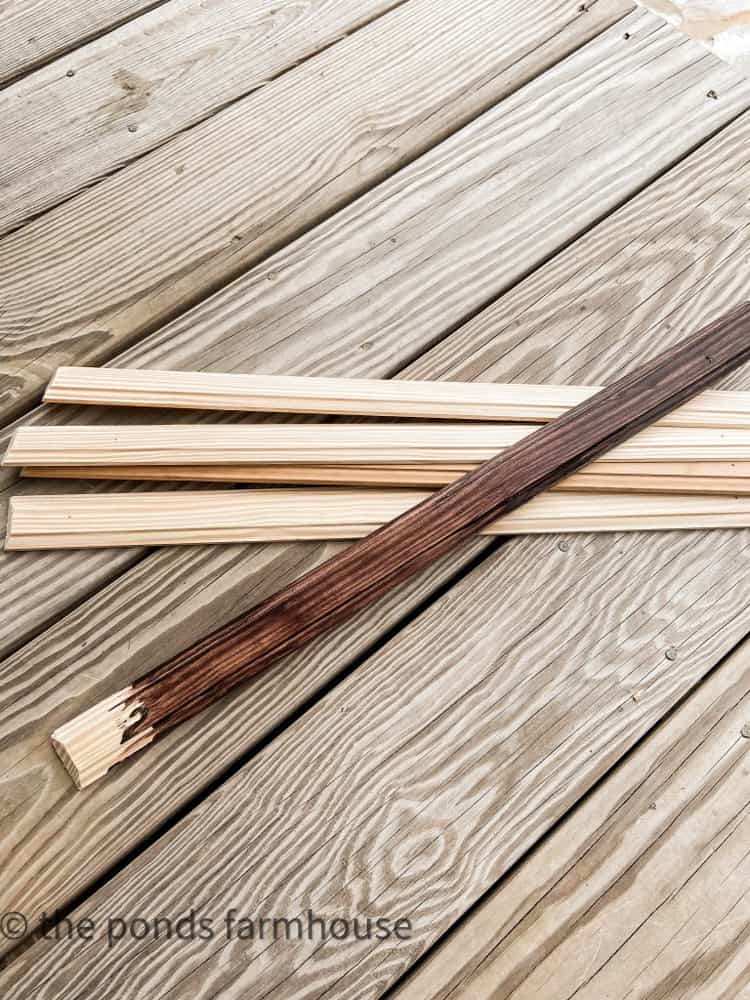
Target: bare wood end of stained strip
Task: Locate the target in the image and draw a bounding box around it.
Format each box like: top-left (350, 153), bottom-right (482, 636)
top-left (50, 689), bottom-right (153, 789)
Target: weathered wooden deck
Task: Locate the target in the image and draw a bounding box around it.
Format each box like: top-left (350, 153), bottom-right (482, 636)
top-left (2, 1), bottom-right (750, 996)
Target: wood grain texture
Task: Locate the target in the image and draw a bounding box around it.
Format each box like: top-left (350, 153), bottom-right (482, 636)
top-left (11, 421), bottom-right (750, 466)
top-left (6, 518), bottom-right (750, 997)
top-left (0, 0), bottom-right (633, 425)
top-left (0, 4), bottom-right (705, 656)
top-left (22, 460), bottom-right (750, 493)
top-left (7, 55), bottom-right (750, 996)
top-left (11, 489), bottom-right (750, 550)
top-left (44, 367), bottom-right (750, 428)
top-left (0, 13), bottom-right (747, 963)
top-left (390, 630), bottom-right (750, 1000)
top-left (0, 0), bottom-right (405, 235)
top-left (0, 527), bottom-right (492, 954)
top-left (0, 0), bottom-right (634, 655)
top-left (3, 258), bottom-right (750, 973)
top-left (0, 0), bottom-right (159, 85)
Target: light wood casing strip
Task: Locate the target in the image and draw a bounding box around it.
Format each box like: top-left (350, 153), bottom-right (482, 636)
top-left (20, 461), bottom-right (750, 493)
top-left (7, 423), bottom-right (750, 467)
top-left (45, 367), bottom-right (750, 428)
top-left (9, 490), bottom-right (750, 550)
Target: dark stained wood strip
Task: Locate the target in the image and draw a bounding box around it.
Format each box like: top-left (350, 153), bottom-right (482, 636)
top-left (101, 303), bottom-right (750, 742)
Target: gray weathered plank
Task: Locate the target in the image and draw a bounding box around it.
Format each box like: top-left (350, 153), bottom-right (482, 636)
top-left (0, 0), bottom-right (651, 426)
top-left (390, 635), bottom-right (750, 1000)
top-left (0, 0), bottom-right (407, 236)
top-left (0, 6), bottom-right (736, 657)
top-left (0, 0), bottom-right (159, 86)
top-left (4, 36), bottom-right (750, 993)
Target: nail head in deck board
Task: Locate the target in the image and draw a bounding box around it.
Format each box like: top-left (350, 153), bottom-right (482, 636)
top-left (2, 12), bottom-right (750, 967)
top-left (49, 302), bottom-right (750, 784)
top-left (0, 0), bottom-right (636, 421)
top-left (0, 0), bottom-right (408, 235)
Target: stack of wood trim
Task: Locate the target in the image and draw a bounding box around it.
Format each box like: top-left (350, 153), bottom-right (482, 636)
top-left (6, 367), bottom-right (750, 551)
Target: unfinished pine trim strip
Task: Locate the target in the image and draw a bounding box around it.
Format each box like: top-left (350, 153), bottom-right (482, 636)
top-left (8, 423), bottom-right (750, 468)
top-left (48, 302), bottom-right (750, 787)
top-left (10, 490), bottom-right (750, 551)
top-left (45, 367), bottom-right (750, 429)
top-left (21, 461), bottom-right (750, 493)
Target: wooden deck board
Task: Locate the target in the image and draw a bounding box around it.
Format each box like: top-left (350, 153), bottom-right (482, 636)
top-left (391, 635), bottom-right (750, 1000)
top-left (0, 0), bottom-right (633, 426)
top-left (0, 0), bottom-right (407, 236)
top-left (4, 32), bottom-right (750, 987)
top-left (0, 6), bottom-right (739, 656)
